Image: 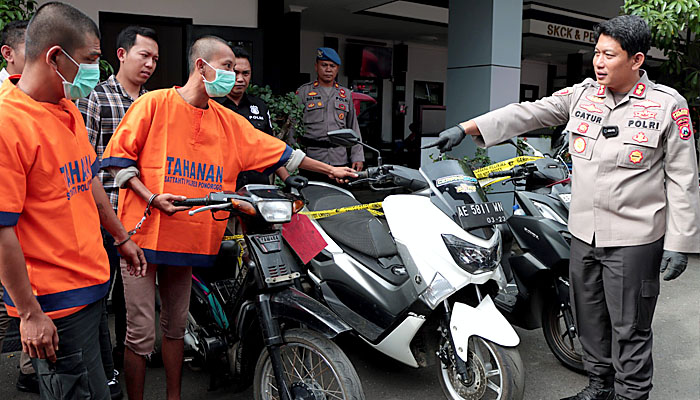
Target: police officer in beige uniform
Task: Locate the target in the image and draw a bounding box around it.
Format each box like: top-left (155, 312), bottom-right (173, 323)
top-left (296, 47), bottom-right (364, 177)
top-left (427, 15), bottom-right (700, 400)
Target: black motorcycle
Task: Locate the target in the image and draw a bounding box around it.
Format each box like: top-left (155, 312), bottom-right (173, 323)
top-left (175, 186), bottom-right (365, 400)
top-left (488, 149), bottom-right (584, 374)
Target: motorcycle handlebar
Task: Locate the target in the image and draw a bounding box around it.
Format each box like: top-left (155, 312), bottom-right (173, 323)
top-left (488, 170), bottom-right (513, 178)
top-left (173, 198), bottom-right (208, 207)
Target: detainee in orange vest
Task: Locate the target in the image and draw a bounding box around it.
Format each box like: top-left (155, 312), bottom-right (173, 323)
top-left (0, 3), bottom-right (146, 399)
top-left (101, 35), bottom-right (357, 400)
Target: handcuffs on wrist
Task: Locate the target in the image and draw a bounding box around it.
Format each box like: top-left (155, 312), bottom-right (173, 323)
top-left (114, 193), bottom-right (159, 246)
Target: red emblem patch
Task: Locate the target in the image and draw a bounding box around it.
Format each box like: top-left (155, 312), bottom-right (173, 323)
top-left (307, 102), bottom-right (314, 108)
top-left (586, 95), bottom-right (605, 104)
top-left (334, 82), bottom-right (339, 88)
top-left (307, 91), bottom-right (318, 96)
top-left (634, 99), bottom-right (661, 108)
top-left (632, 132), bottom-right (648, 143)
top-left (633, 83), bottom-right (646, 96)
top-left (339, 104), bottom-right (346, 110)
top-left (313, 81), bottom-right (319, 87)
top-left (633, 110), bottom-right (657, 119)
top-left (554, 88), bottom-right (571, 96)
top-left (672, 108), bottom-right (690, 121)
top-left (338, 113), bottom-right (344, 120)
top-left (679, 125), bottom-right (692, 140)
top-left (629, 150), bottom-right (644, 164)
top-left (580, 103), bottom-right (603, 113)
top-left (577, 123), bottom-right (589, 134)
top-left (596, 85), bottom-right (606, 96)
top-left (573, 137), bottom-right (587, 153)
top-left (317, 101), bottom-right (323, 107)
top-left (340, 92), bottom-right (346, 99)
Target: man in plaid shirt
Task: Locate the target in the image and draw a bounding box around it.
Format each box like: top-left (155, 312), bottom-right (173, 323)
top-left (76, 25), bottom-right (159, 399)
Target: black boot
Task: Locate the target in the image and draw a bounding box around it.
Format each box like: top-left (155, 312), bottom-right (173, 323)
top-left (560, 375), bottom-right (615, 400)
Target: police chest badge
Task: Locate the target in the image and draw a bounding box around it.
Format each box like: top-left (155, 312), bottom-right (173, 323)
top-left (250, 105), bottom-right (260, 115)
top-left (629, 150), bottom-right (644, 164)
top-left (577, 123), bottom-right (589, 134)
top-left (573, 137), bottom-right (586, 153)
top-left (632, 132), bottom-right (648, 143)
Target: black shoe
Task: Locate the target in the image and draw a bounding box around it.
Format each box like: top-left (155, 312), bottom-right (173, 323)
top-left (107, 369), bottom-right (123, 400)
top-left (560, 375), bottom-right (615, 400)
top-left (16, 371), bottom-right (39, 393)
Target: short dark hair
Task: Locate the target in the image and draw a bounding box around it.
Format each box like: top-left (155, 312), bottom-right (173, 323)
top-left (230, 46), bottom-right (250, 62)
top-left (1, 20), bottom-right (29, 49)
top-left (594, 15), bottom-right (651, 57)
top-left (25, 2), bottom-right (100, 61)
top-left (187, 35), bottom-right (230, 72)
top-left (116, 26), bottom-right (159, 52)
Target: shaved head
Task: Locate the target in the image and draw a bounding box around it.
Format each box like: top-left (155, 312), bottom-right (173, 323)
top-left (25, 1), bottom-right (100, 61)
top-left (187, 35), bottom-right (233, 73)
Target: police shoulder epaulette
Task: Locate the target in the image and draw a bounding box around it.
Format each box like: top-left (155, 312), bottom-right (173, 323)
top-left (653, 84), bottom-right (684, 102)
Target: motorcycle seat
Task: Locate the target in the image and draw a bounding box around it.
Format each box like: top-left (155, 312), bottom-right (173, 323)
top-left (301, 185), bottom-right (398, 259)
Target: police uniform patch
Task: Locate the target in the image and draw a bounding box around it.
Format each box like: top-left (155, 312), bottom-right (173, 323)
top-left (317, 101), bottom-right (323, 107)
top-left (679, 125), bottom-right (692, 140)
top-left (553, 88), bottom-right (571, 96)
top-left (334, 82), bottom-right (339, 88)
top-left (632, 132), bottom-right (648, 143)
top-left (634, 99), bottom-right (661, 108)
top-left (577, 122), bottom-right (589, 134)
top-left (308, 102), bottom-right (314, 108)
top-left (586, 95), bottom-right (605, 104)
top-left (633, 83), bottom-right (646, 96)
top-left (250, 105), bottom-right (260, 115)
top-left (675, 116), bottom-right (692, 140)
top-left (308, 91), bottom-right (318, 96)
top-left (339, 103), bottom-right (346, 111)
top-left (313, 81), bottom-right (319, 87)
top-left (629, 150), bottom-right (644, 164)
top-left (573, 137), bottom-right (586, 153)
top-left (580, 103), bottom-right (603, 113)
top-left (339, 91), bottom-right (346, 99)
top-left (596, 85), bottom-right (606, 96)
top-left (633, 110), bottom-right (657, 119)
top-left (672, 108), bottom-right (690, 121)
top-left (338, 113), bottom-right (344, 120)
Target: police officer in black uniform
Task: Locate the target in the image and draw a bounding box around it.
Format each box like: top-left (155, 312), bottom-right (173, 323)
top-left (217, 46), bottom-right (275, 188)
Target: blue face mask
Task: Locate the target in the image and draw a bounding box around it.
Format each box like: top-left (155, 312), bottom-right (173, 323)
top-left (54, 49), bottom-right (100, 100)
top-left (201, 59), bottom-right (236, 97)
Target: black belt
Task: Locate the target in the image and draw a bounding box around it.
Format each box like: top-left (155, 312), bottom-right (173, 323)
top-left (299, 137), bottom-right (335, 149)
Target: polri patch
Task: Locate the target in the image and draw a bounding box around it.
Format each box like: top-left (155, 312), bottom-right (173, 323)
top-left (629, 150), bottom-right (644, 164)
top-left (573, 137), bottom-right (587, 153)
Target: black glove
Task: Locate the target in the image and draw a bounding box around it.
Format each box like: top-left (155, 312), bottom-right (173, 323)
top-left (421, 125), bottom-right (466, 152)
top-left (284, 175), bottom-right (308, 190)
top-left (659, 250), bottom-right (688, 281)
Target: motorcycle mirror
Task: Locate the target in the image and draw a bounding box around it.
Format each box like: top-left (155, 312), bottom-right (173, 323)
top-left (327, 129), bottom-right (360, 148)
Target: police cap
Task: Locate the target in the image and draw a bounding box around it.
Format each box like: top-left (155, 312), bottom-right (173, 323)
top-left (316, 47), bottom-right (341, 66)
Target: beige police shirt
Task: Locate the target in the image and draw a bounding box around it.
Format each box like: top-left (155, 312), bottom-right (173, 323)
top-left (472, 71), bottom-right (700, 253)
top-left (296, 81), bottom-right (365, 165)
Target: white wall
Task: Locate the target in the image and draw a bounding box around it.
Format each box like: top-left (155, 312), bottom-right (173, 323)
top-left (404, 43), bottom-right (448, 137)
top-left (520, 59), bottom-right (549, 99)
top-left (38, 0), bottom-right (258, 27)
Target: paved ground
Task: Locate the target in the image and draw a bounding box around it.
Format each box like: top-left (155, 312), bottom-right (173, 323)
top-left (1, 257), bottom-right (698, 399)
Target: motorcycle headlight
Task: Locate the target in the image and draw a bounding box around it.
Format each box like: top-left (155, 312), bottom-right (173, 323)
top-left (257, 200), bottom-right (293, 223)
top-left (532, 200), bottom-right (566, 224)
top-left (420, 272), bottom-right (455, 309)
top-left (442, 234), bottom-right (501, 275)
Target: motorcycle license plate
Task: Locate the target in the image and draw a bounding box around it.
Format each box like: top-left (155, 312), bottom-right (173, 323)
top-left (456, 201), bottom-right (506, 229)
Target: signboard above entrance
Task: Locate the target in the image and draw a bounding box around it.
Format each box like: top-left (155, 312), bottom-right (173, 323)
top-left (523, 19), bottom-right (596, 45)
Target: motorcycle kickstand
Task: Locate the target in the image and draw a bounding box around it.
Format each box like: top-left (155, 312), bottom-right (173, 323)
top-left (256, 294), bottom-right (293, 400)
top-left (443, 300), bottom-right (471, 383)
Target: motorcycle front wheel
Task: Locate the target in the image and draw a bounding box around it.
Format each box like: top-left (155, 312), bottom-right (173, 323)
top-left (437, 336), bottom-right (524, 400)
top-left (253, 328), bottom-right (365, 400)
top-left (541, 300), bottom-right (585, 374)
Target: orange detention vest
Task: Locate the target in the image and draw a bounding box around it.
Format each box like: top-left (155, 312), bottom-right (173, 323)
top-left (0, 78), bottom-right (109, 319)
top-left (102, 88), bottom-right (291, 267)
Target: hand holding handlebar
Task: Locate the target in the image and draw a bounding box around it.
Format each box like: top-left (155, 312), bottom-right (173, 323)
top-left (328, 166), bottom-right (358, 184)
top-left (153, 193), bottom-right (191, 215)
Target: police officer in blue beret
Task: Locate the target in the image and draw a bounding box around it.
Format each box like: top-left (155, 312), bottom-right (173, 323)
top-left (296, 47), bottom-right (364, 174)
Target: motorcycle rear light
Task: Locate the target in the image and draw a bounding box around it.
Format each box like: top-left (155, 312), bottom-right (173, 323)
top-left (442, 234), bottom-right (500, 275)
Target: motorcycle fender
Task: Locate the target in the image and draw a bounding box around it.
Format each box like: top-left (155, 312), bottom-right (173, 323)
top-left (269, 288), bottom-right (352, 339)
top-left (450, 296), bottom-right (520, 362)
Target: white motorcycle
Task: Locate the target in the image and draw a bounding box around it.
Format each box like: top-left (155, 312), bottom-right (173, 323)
top-left (287, 130), bottom-right (525, 400)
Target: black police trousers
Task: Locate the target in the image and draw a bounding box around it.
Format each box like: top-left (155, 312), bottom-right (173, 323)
top-left (569, 236), bottom-right (663, 400)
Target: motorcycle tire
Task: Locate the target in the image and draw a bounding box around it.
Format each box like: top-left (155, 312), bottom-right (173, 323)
top-left (253, 328), bottom-right (365, 400)
top-left (541, 300), bottom-right (585, 374)
top-left (437, 336), bottom-right (524, 400)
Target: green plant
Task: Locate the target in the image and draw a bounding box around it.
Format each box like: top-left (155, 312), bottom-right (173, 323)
top-left (247, 84), bottom-right (305, 144)
top-left (623, 0), bottom-right (700, 124)
top-left (0, 0), bottom-right (36, 70)
top-left (463, 147), bottom-right (492, 170)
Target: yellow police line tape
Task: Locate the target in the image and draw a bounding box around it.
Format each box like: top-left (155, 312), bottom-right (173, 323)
top-left (300, 202), bottom-right (384, 219)
top-left (474, 156), bottom-right (542, 187)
